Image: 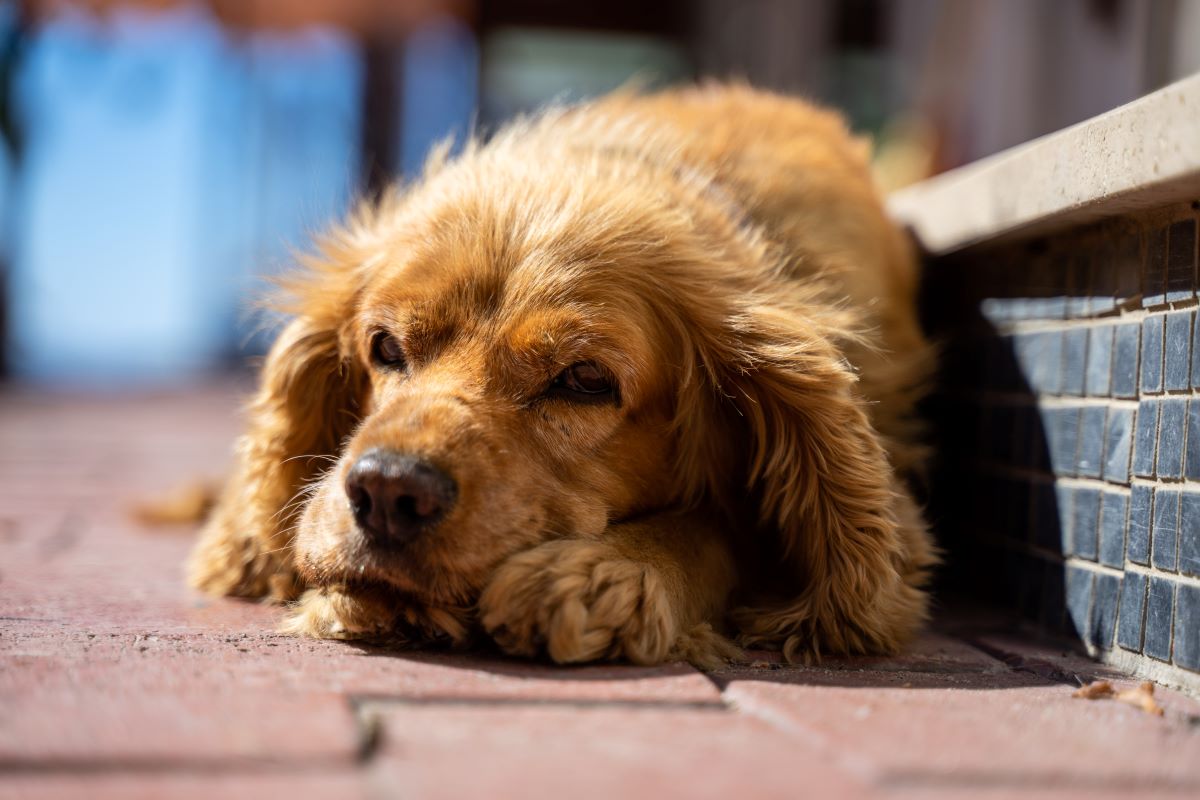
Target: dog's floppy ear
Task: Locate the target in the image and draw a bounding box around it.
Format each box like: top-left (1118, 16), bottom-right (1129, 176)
top-left (715, 300), bottom-right (929, 660)
top-left (188, 222), bottom-right (373, 600)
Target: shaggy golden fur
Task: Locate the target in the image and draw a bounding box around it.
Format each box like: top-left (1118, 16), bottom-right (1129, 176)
top-left (189, 84), bottom-right (938, 667)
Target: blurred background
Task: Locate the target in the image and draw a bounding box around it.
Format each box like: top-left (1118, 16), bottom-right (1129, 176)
top-left (1, 0), bottom-right (1198, 387)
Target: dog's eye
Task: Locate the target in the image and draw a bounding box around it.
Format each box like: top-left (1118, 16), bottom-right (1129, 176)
top-left (550, 362), bottom-right (617, 402)
top-left (370, 331), bottom-right (407, 371)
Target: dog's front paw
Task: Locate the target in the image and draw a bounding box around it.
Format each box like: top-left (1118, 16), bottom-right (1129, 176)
top-left (280, 585), bottom-right (472, 646)
top-left (479, 541), bottom-right (679, 665)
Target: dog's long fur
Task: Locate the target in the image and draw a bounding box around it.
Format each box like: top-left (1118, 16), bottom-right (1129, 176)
top-left (189, 85), bottom-right (938, 666)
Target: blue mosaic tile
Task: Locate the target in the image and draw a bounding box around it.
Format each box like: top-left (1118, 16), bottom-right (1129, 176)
top-left (1085, 324), bottom-right (1113, 396)
top-left (1165, 218), bottom-right (1197, 303)
top-left (1186, 400), bottom-right (1200, 480)
top-left (1140, 315), bottom-right (1164, 394)
top-left (1156, 397), bottom-right (1187, 479)
top-left (1131, 399), bottom-right (1159, 478)
top-left (1076, 406), bottom-right (1106, 478)
top-left (1175, 585), bottom-right (1200, 671)
top-left (1090, 573), bottom-right (1120, 650)
top-left (1015, 332), bottom-right (1062, 395)
top-left (1127, 484), bottom-right (1153, 565)
top-left (1066, 566), bottom-right (1094, 640)
top-left (1180, 492), bottom-right (1200, 577)
top-left (1117, 572), bottom-right (1147, 652)
top-left (1152, 488), bottom-right (1180, 571)
top-left (1102, 405), bottom-right (1133, 484)
top-left (1055, 482), bottom-right (1073, 555)
top-left (1143, 226), bottom-right (1168, 307)
top-left (1163, 310), bottom-right (1194, 391)
top-left (1071, 487), bottom-right (1101, 560)
top-left (1112, 321), bottom-right (1141, 398)
top-left (1193, 309), bottom-right (1200, 390)
top-left (1061, 328), bottom-right (1088, 396)
top-left (1144, 577), bottom-right (1175, 661)
top-left (1098, 490), bottom-right (1128, 568)
top-left (1031, 481), bottom-right (1061, 553)
top-left (1044, 406), bottom-right (1081, 478)
top-left (1113, 231), bottom-right (1142, 305)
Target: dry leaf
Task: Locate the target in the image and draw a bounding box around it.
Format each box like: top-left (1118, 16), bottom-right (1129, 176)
top-left (1072, 680), bottom-right (1115, 699)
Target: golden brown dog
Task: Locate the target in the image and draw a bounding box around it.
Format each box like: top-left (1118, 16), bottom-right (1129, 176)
top-left (188, 84), bottom-right (938, 667)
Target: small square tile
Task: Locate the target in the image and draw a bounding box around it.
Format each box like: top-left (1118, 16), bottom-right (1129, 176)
top-left (1152, 488), bottom-right (1180, 571)
top-left (1071, 487), bottom-right (1101, 560)
top-left (1085, 324), bottom-right (1113, 396)
top-left (1144, 577), bottom-right (1175, 661)
top-left (1044, 406), bottom-right (1081, 477)
top-left (1165, 218), bottom-right (1197, 302)
top-left (1131, 399), bottom-right (1159, 478)
top-left (1055, 482), bottom-right (1073, 554)
top-left (1061, 328), bottom-right (1088, 396)
top-left (1127, 484), bottom-right (1153, 565)
top-left (1179, 491), bottom-right (1200, 577)
top-left (1066, 566), bottom-right (1094, 640)
top-left (1111, 322), bottom-right (1141, 398)
top-left (1186, 400), bottom-right (1200, 480)
top-left (1076, 406), bottom-right (1106, 478)
top-left (1140, 315), bottom-right (1164, 394)
top-left (1143, 226), bottom-right (1168, 307)
top-left (1098, 490), bottom-right (1128, 567)
top-left (1015, 331), bottom-right (1062, 395)
top-left (1174, 585), bottom-right (1200, 671)
top-left (1193, 309), bottom-right (1200, 390)
top-left (1102, 405), bottom-right (1133, 483)
top-left (1164, 310), bottom-right (1194, 391)
top-left (1031, 481), bottom-right (1061, 553)
top-left (1089, 573), bottom-right (1120, 650)
top-left (1156, 397), bottom-right (1187, 478)
top-left (1117, 572), bottom-right (1147, 651)
top-left (1113, 231), bottom-right (1142, 303)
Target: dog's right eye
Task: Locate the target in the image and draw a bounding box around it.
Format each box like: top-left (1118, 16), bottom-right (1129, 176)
top-left (370, 332), bottom-right (407, 371)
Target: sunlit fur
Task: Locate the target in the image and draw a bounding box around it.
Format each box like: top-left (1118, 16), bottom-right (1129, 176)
top-left (188, 84), bottom-right (938, 667)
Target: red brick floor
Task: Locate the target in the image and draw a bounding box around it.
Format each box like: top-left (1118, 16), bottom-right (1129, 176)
top-left (2, 383), bottom-right (1199, 799)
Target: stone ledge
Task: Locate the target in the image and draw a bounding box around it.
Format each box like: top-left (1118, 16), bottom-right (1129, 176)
top-left (889, 73), bottom-right (1200, 255)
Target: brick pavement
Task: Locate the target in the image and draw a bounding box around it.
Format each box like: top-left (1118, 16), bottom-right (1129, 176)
top-left (2, 383), bottom-right (1199, 799)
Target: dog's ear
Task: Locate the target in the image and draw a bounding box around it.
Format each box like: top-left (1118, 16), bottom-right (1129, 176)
top-left (711, 300), bottom-right (929, 660)
top-left (188, 223), bottom-right (373, 600)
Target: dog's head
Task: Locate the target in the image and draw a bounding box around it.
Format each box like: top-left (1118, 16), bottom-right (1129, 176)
top-left (277, 122), bottom-right (887, 635)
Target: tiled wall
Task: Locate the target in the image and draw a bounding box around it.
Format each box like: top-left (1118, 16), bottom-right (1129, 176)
top-left (922, 201), bottom-right (1200, 690)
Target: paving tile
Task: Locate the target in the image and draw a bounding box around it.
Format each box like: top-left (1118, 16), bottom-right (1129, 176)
top-left (1098, 490), bottom-right (1128, 568)
top-left (1151, 488), bottom-right (1180, 571)
top-left (1127, 484), bottom-right (1153, 565)
top-left (1111, 321), bottom-right (1141, 398)
top-left (720, 664), bottom-right (1200, 793)
top-left (1156, 397), bottom-right (1187, 479)
top-left (1085, 324), bottom-right (1113, 396)
top-left (1075, 405), bottom-right (1106, 478)
top-left (1165, 218), bottom-right (1197, 302)
top-left (1175, 585), bottom-right (1200, 672)
top-left (1144, 577), bottom-right (1176, 661)
top-left (0, 774), bottom-right (367, 800)
top-left (370, 704), bottom-right (864, 800)
top-left (1131, 398), bottom-right (1159, 478)
top-left (1181, 491), bottom-right (1200, 577)
top-left (1164, 310), bottom-right (1194, 390)
top-left (1117, 572), bottom-right (1147, 652)
top-left (1140, 315), bottom-right (1165, 393)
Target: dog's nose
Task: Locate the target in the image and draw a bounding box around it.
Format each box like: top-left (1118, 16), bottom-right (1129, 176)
top-left (344, 450), bottom-right (457, 545)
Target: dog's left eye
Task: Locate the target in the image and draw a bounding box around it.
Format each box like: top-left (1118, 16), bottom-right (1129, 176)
top-left (550, 362), bottom-right (617, 402)
top-left (370, 332), bottom-right (407, 371)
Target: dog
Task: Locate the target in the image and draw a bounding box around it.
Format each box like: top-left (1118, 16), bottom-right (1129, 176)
top-left (188, 84), bottom-right (938, 667)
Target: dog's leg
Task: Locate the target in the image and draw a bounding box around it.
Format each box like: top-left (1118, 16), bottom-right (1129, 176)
top-left (479, 510), bottom-right (740, 668)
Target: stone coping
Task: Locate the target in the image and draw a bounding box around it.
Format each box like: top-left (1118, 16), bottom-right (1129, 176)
top-left (888, 73), bottom-right (1200, 255)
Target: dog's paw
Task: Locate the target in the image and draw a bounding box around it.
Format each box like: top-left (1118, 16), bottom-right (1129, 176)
top-left (187, 523), bottom-right (300, 602)
top-left (479, 540), bottom-right (682, 665)
top-left (279, 586), bottom-right (396, 640)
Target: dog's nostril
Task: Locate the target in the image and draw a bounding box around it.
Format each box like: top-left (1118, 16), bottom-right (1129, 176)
top-left (344, 449), bottom-right (457, 545)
